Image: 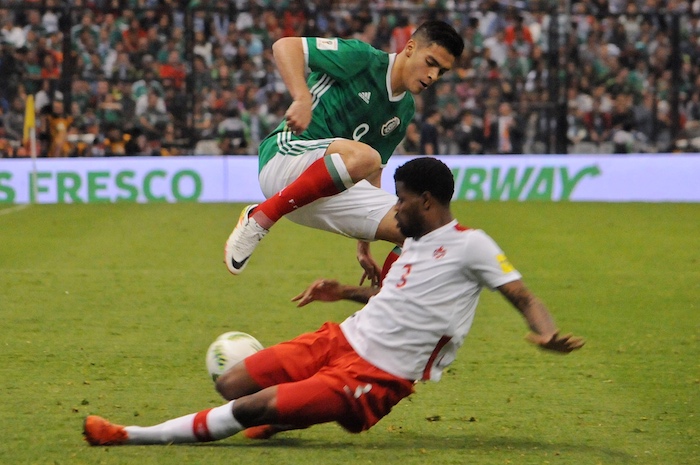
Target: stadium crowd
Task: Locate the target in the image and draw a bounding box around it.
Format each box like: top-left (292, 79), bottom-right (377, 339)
top-left (1, 0), bottom-right (699, 157)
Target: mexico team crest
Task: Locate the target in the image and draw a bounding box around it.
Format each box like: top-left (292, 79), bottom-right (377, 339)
top-left (381, 117), bottom-right (400, 136)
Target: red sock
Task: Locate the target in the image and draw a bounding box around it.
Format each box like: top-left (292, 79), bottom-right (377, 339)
top-left (380, 246), bottom-right (402, 285)
top-left (252, 155), bottom-right (352, 227)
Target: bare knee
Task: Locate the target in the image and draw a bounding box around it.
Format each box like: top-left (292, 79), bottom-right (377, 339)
top-left (232, 388), bottom-right (279, 427)
top-left (215, 361), bottom-right (263, 400)
top-left (343, 147), bottom-right (381, 179)
top-left (327, 140), bottom-right (381, 181)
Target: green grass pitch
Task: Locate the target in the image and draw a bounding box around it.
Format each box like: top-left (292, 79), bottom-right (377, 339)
top-left (0, 201), bottom-right (698, 465)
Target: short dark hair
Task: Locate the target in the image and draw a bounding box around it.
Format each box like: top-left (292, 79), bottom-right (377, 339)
top-left (412, 20), bottom-right (464, 58)
top-left (394, 157), bottom-right (454, 205)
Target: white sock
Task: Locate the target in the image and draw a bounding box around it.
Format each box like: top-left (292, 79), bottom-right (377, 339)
top-left (124, 400), bottom-right (243, 444)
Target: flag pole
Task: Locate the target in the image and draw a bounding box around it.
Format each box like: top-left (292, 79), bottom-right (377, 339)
top-left (24, 95), bottom-right (38, 204)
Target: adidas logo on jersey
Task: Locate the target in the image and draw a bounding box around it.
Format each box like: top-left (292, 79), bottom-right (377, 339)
top-left (358, 92), bottom-right (371, 104)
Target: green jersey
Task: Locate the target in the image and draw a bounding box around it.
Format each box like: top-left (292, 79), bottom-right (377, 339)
top-left (259, 37), bottom-right (415, 171)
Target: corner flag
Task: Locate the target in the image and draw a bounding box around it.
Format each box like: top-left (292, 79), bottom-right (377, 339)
top-left (23, 95), bottom-right (36, 144)
top-left (24, 94), bottom-right (39, 202)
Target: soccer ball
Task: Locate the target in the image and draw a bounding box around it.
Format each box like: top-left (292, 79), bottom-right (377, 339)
top-left (205, 331), bottom-right (264, 382)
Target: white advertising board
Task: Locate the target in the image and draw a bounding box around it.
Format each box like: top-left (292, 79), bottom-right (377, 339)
top-left (0, 154), bottom-right (698, 204)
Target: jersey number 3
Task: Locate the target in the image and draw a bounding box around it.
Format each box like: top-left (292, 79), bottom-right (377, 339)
top-left (396, 264), bottom-right (412, 288)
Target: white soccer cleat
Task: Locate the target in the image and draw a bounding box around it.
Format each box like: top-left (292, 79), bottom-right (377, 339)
top-left (225, 204), bottom-right (268, 275)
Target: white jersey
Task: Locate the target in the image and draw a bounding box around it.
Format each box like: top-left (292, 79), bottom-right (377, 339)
top-left (340, 220), bottom-right (522, 382)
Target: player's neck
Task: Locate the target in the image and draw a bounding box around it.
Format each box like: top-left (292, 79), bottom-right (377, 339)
top-left (390, 53), bottom-right (407, 96)
top-left (415, 214), bottom-right (454, 240)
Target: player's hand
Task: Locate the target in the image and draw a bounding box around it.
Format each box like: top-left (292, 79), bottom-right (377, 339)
top-left (357, 241), bottom-right (381, 287)
top-left (292, 279), bottom-right (343, 307)
top-left (526, 331), bottom-right (585, 353)
top-left (285, 95), bottom-right (312, 135)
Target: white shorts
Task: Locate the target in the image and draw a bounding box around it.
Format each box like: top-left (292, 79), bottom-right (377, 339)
top-left (258, 145), bottom-right (397, 241)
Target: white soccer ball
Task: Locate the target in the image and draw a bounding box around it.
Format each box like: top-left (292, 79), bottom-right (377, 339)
top-left (205, 331), bottom-right (264, 382)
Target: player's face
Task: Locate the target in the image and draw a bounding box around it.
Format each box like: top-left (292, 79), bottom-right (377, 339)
top-left (394, 181), bottom-right (427, 239)
top-left (403, 41), bottom-right (456, 95)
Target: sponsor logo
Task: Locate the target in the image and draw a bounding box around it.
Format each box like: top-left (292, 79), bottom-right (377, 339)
top-left (358, 91), bottom-right (371, 104)
top-left (0, 169), bottom-right (203, 203)
top-left (452, 165), bottom-right (602, 201)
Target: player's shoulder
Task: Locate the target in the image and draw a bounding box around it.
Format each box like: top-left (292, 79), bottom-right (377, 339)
top-left (447, 225), bottom-right (498, 248)
top-left (309, 37), bottom-right (385, 57)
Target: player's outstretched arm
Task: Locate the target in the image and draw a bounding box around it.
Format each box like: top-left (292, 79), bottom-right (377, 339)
top-left (271, 37), bottom-right (312, 135)
top-left (292, 279), bottom-right (379, 307)
top-left (497, 280), bottom-right (585, 353)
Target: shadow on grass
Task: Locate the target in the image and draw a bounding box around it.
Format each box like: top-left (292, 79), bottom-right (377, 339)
top-left (189, 432), bottom-right (631, 461)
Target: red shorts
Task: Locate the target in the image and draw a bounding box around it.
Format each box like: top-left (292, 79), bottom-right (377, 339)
top-left (244, 322), bottom-right (415, 433)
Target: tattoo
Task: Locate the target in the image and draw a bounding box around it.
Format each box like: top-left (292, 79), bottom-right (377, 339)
top-left (343, 286), bottom-right (379, 304)
top-left (499, 280), bottom-right (555, 336)
top-left (500, 282), bottom-right (534, 310)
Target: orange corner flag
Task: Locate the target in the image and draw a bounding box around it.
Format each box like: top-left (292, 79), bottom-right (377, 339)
top-left (23, 95), bottom-right (36, 144)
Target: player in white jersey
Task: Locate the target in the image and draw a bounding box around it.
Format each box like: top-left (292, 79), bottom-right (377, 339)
top-left (225, 21), bottom-right (465, 285)
top-left (84, 158), bottom-right (585, 446)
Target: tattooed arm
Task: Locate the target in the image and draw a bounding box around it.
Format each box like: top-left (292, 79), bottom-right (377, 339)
top-left (292, 279), bottom-right (379, 307)
top-left (498, 280), bottom-right (585, 353)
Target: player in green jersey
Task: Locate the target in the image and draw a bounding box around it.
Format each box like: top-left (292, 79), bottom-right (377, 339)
top-left (225, 20), bottom-right (464, 283)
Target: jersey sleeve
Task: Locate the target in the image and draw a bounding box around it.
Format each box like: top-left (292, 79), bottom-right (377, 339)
top-left (462, 229), bottom-right (522, 290)
top-left (304, 37), bottom-right (374, 81)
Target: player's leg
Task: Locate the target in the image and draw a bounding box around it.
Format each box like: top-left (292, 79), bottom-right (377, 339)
top-left (84, 360), bottom-right (265, 446)
top-left (83, 400), bottom-right (246, 446)
top-left (82, 324), bottom-right (346, 446)
top-left (284, 181), bottom-right (404, 282)
top-left (373, 206), bottom-right (404, 284)
top-left (225, 140), bottom-right (381, 274)
top-left (83, 387), bottom-right (284, 446)
top-left (252, 139), bottom-right (382, 230)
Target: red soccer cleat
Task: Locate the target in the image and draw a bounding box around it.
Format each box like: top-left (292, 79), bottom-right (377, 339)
top-left (243, 424), bottom-right (279, 440)
top-left (83, 415), bottom-right (129, 446)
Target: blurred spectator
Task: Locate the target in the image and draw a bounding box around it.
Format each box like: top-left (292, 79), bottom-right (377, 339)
top-left (97, 89), bottom-right (123, 128)
top-left (390, 14), bottom-right (414, 53)
top-left (566, 107), bottom-right (589, 151)
top-left (137, 89), bottom-right (171, 146)
top-left (40, 53), bottom-right (60, 80)
top-left (103, 125), bottom-right (128, 156)
top-left (684, 91), bottom-right (700, 129)
top-left (610, 93), bottom-right (636, 153)
top-left (3, 95), bottom-right (26, 143)
top-left (159, 50), bottom-right (186, 90)
top-left (655, 100), bottom-right (674, 152)
top-left (454, 110), bottom-right (484, 155)
top-left (217, 107), bottom-right (248, 155)
top-left (122, 17), bottom-right (146, 54)
top-left (45, 99), bottom-right (74, 157)
top-left (584, 99), bottom-right (613, 147)
top-left (132, 67), bottom-right (164, 103)
top-left (282, 0), bottom-right (307, 38)
top-left (632, 92), bottom-right (655, 152)
top-left (491, 102), bottom-right (524, 155)
top-left (2, 17), bottom-right (26, 48)
top-left (398, 119), bottom-right (420, 155)
top-left (420, 108), bottom-right (441, 156)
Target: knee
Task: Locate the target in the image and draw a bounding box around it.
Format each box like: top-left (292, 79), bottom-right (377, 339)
top-left (340, 144), bottom-right (381, 179)
top-left (232, 392), bottom-right (278, 427)
top-left (215, 362), bottom-right (257, 400)
top-left (215, 375), bottom-right (235, 400)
